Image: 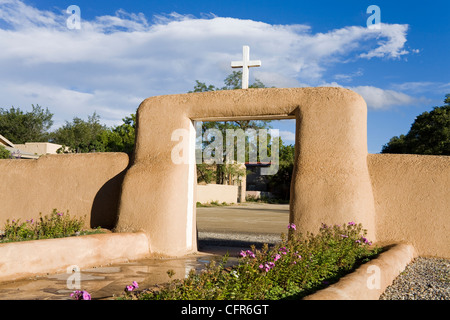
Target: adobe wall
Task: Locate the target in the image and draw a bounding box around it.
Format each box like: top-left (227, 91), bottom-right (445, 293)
top-left (197, 184), bottom-right (239, 204)
top-left (368, 154), bottom-right (450, 258)
top-left (0, 153), bottom-right (128, 230)
top-left (116, 87), bottom-right (377, 256)
top-left (0, 232), bottom-right (149, 282)
top-left (0, 88), bottom-right (448, 261)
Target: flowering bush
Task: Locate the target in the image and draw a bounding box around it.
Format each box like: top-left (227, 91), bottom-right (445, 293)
top-left (134, 222), bottom-right (381, 300)
top-left (70, 290), bottom-right (91, 300)
top-left (125, 281), bottom-right (139, 292)
top-left (0, 209), bottom-right (100, 243)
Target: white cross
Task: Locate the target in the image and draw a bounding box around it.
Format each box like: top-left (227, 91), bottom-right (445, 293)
top-left (231, 45), bottom-right (261, 89)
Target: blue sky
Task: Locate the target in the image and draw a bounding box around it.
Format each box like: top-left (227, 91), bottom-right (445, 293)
top-left (0, 0), bottom-right (449, 153)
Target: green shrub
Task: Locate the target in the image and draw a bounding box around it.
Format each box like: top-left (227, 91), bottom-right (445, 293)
top-left (0, 145), bottom-right (10, 159)
top-left (196, 201), bottom-right (233, 207)
top-left (129, 222), bottom-right (381, 300)
top-left (0, 209), bottom-right (99, 243)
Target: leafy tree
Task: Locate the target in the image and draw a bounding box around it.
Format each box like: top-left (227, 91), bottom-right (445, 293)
top-left (190, 71), bottom-right (272, 137)
top-left (0, 105), bottom-right (53, 144)
top-left (189, 70), bottom-right (269, 92)
top-left (51, 112), bottom-right (108, 153)
top-left (189, 80), bottom-right (216, 93)
top-left (100, 114), bottom-right (136, 155)
top-left (191, 71), bottom-right (274, 185)
top-left (381, 94), bottom-right (450, 155)
top-left (268, 140), bottom-right (295, 200)
top-left (0, 145), bottom-right (11, 159)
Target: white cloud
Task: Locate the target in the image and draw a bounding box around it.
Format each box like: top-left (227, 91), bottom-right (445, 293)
top-left (358, 24), bottom-right (409, 59)
top-left (0, 0), bottom-right (414, 126)
top-left (349, 86), bottom-right (427, 110)
top-left (391, 81), bottom-right (450, 97)
top-left (334, 68), bottom-right (363, 82)
top-left (279, 130), bottom-right (296, 143)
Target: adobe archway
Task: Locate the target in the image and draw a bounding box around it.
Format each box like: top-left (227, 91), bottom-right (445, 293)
top-left (115, 87), bottom-right (377, 256)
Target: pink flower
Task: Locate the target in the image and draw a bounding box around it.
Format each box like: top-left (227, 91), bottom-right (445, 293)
top-left (125, 281), bottom-right (139, 292)
top-left (240, 250), bottom-right (255, 258)
top-left (71, 290), bottom-right (91, 300)
top-left (274, 254), bottom-right (281, 262)
top-left (82, 291), bottom-right (91, 300)
top-left (348, 221), bottom-right (356, 226)
top-left (287, 223), bottom-right (296, 230)
top-left (259, 262), bottom-right (275, 272)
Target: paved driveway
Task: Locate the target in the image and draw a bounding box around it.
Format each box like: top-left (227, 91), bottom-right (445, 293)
top-left (197, 203), bottom-right (290, 250)
top-left (197, 202), bottom-right (290, 235)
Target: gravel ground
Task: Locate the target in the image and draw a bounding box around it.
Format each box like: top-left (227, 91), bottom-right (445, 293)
top-left (379, 257), bottom-right (450, 300)
top-left (198, 232), bottom-right (450, 300)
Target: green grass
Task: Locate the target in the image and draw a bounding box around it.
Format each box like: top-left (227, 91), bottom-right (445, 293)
top-left (0, 209), bottom-right (104, 243)
top-left (121, 222), bottom-right (382, 300)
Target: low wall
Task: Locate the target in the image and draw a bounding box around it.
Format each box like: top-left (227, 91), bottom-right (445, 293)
top-left (197, 184), bottom-right (238, 204)
top-left (0, 153), bottom-right (129, 230)
top-left (304, 243), bottom-right (417, 300)
top-left (368, 154), bottom-right (450, 258)
top-left (0, 232), bottom-right (150, 282)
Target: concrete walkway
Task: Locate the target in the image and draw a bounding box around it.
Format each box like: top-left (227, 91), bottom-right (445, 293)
top-left (0, 203), bottom-right (289, 300)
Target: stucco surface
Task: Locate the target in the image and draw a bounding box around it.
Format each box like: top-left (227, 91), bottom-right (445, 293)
top-left (116, 87), bottom-right (377, 256)
top-left (368, 154), bottom-right (450, 258)
top-left (1, 88), bottom-right (448, 261)
top-left (0, 232), bottom-right (150, 282)
top-left (0, 153), bottom-right (129, 229)
top-left (197, 184), bottom-right (239, 204)
top-left (304, 243), bottom-right (417, 300)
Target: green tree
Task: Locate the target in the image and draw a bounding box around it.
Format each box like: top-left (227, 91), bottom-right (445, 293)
top-left (191, 71), bottom-right (273, 185)
top-left (0, 105), bottom-right (53, 144)
top-left (189, 70), bottom-right (269, 92)
top-left (0, 145), bottom-right (11, 159)
top-left (190, 71), bottom-right (272, 136)
top-left (51, 112), bottom-right (108, 153)
top-left (381, 94), bottom-right (450, 155)
top-left (100, 114), bottom-right (136, 155)
top-left (268, 140), bottom-right (295, 200)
